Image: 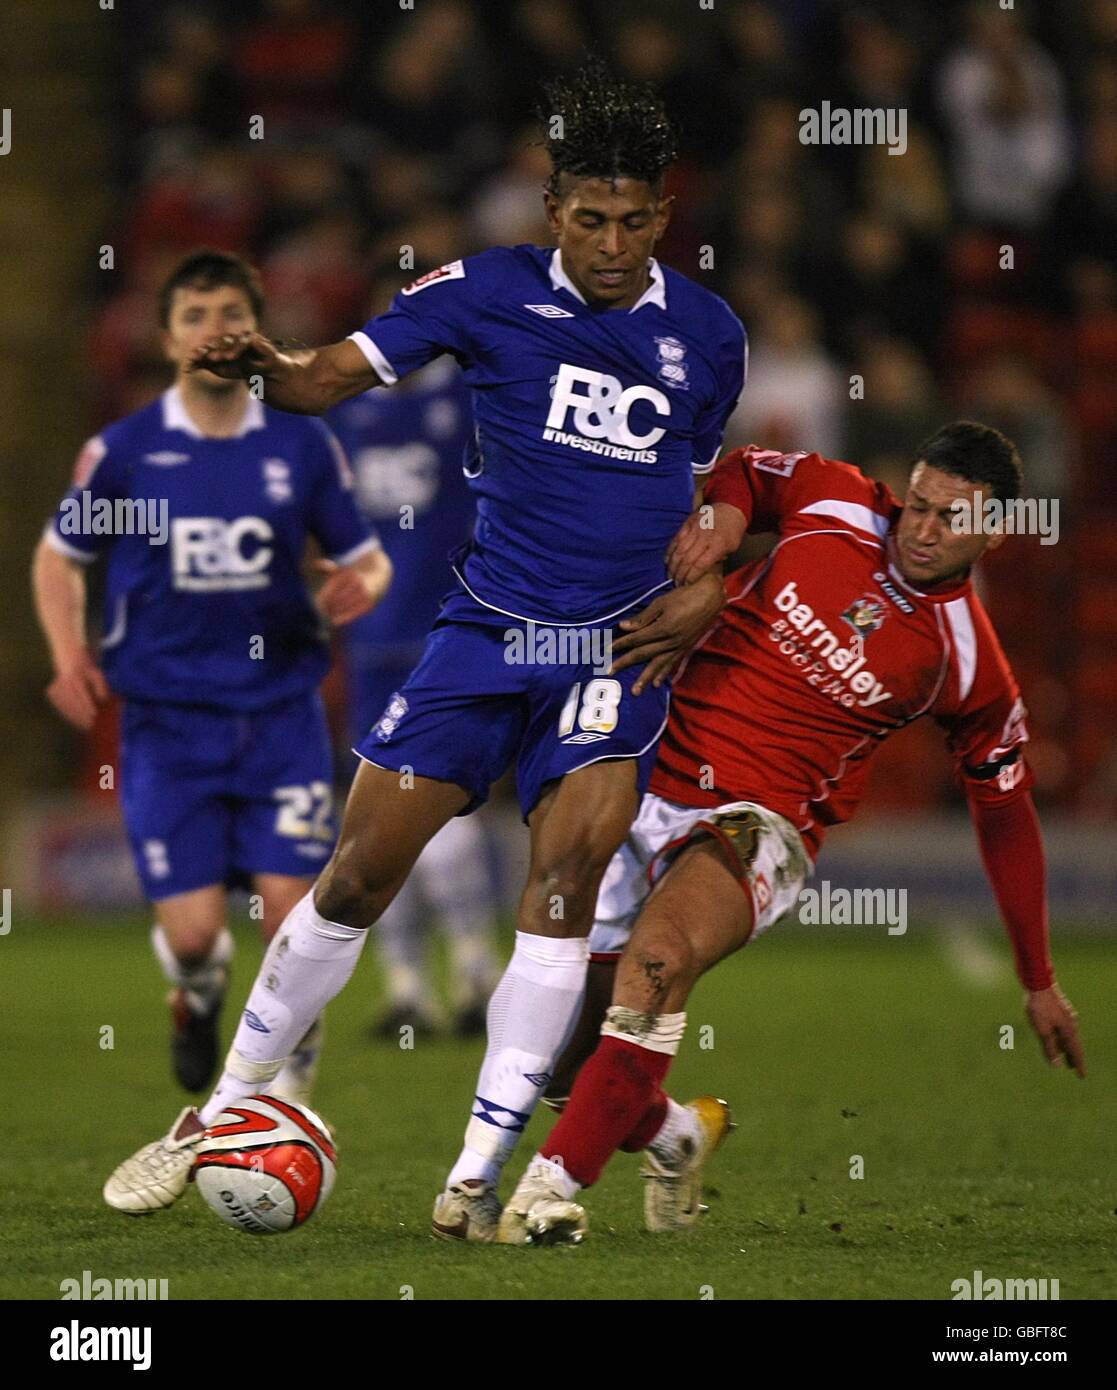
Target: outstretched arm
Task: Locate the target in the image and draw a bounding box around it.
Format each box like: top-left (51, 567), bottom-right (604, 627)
top-left (186, 334), bottom-right (382, 416)
top-left (969, 790), bottom-right (1086, 1078)
top-left (31, 538), bottom-right (110, 729)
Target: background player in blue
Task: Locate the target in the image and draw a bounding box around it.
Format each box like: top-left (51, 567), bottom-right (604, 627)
top-left (33, 251), bottom-right (391, 1124)
top-left (104, 63), bottom-right (747, 1234)
top-left (327, 313), bottom-right (500, 1039)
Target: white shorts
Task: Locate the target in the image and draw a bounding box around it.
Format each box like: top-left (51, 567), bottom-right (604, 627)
top-left (588, 793), bottom-right (812, 957)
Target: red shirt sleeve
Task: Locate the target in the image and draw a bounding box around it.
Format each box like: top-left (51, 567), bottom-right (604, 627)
top-left (933, 598), bottom-right (1033, 805)
top-left (969, 791), bottom-right (1054, 991)
top-left (933, 596), bottom-right (1052, 989)
top-left (705, 445), bottom-right (898, 536)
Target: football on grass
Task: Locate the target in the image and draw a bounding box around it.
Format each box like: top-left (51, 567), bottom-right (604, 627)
top-left (194, 1094), bottom-right (337, 1234)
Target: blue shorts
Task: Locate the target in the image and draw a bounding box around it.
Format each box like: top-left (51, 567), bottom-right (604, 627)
top-left (353, 589), bottom-right (671, 819)
top-left (344, 646), bottom-right (424, 749)
top-left (119, 691), bottom-right (336, 901)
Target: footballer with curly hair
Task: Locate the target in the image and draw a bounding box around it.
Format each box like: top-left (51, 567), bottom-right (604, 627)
top-left (103, 58), bottom-right (748, 1239)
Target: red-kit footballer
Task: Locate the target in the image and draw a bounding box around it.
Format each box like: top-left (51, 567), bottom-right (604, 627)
top-left (496, 421), bottom-right (1085, 1245)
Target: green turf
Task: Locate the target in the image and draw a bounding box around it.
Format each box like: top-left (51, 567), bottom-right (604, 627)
top-left (2, 916), bottom-right (1113, 1300)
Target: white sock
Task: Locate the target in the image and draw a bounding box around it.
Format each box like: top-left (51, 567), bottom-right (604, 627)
top-left (417, 817), bottom-right (499, 1004)
top-left (376, 877), bottom-right (436, 1012)
top-left (646, 1097), bottom-right (704, 1170)
top-left (268, 1016), bottom-right (325, 1099)
top-left (151, 923), bottom-right (232, 1012)
top-left (200, 892), bottom-right (366, 1126)
top-left (527, 1150), bottom-right (583, 1200)
top-left (446, 932), bottom-right (588, 1187)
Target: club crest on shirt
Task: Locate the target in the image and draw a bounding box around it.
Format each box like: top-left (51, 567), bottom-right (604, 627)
top-left (262, 458), bottom-right (292, 503)
top-left (654, 335), bottom-right (689, 391)
top-left (841, 594), bottom-right (886, 638)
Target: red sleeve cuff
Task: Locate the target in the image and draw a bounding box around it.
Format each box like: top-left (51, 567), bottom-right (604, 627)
top-left (968, 790), bottom-right (1054, 991)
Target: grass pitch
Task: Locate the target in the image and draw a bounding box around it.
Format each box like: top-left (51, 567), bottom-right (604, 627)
top-left (2, 916), bottom-right (1113, 1300)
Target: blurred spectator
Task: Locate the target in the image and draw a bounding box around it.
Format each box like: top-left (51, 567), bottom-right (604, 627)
top-left (937, 5), bottom-right (1072, 229)
top-left (861, 129), bottom-right (951, 239)
top-left (842, 335), bottom-right (944, 489)
top-left (957, 351), bottom-right (1071, 500)
top-left (1044, 112), bottom-right (1117, 299)
top-left (469, 126), bottom-right (553, 248)
top-left (123, 148), bottom-right (262, 262)
top-left (261, 210), bottom-right (368, 345)
top-left (132, 57), bottom-right (207, 178)
top-left (817, 211), bottom-right (942, 357)
top-left (257, 145), bottom-right (350, 248)
top-left (725, 294), bottom-right (844, 457)
top-left (230, 0), bottom-right (357, 128)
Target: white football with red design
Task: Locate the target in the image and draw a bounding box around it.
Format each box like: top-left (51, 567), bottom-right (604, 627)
top-left (194, 1094), bottom-right (337, 1234)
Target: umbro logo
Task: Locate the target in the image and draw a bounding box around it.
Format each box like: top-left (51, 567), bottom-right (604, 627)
top-left (525, 303), bottom-right (574, 318)
top-left (143, 451), bottom-right (191, 466)
top-left (562, 731), bottom-right (609, 745)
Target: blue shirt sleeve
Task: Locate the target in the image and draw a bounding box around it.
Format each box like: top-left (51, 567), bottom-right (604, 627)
top-left (346, 259), bottom-right (475, 384)
top-left (46, 434), bottom-right (126, 561)
top-left (691, 315), bottom-right (748, 476)
top-left (305, 422), bottom-right (379, 563)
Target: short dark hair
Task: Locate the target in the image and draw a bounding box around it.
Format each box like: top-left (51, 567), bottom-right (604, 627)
top-left (158, 249), bottom-right (265, 328)
top-left (912, 421), bottom-right (1023, 504)
top-left (539, 56), bottom-right (678, 196)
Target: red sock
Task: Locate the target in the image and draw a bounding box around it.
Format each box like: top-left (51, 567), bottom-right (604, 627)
top-left (540, 1035), bottom-right (671, 1188)
top-left (619, 1089), bottom-right (668, 1153)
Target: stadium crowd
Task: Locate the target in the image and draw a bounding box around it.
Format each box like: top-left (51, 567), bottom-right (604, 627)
top-left (83, 0), bottom-right (1117, 813)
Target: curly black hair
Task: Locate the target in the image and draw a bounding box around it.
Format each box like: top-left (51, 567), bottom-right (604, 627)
top-left (539, 56), bottom-right (678, 195)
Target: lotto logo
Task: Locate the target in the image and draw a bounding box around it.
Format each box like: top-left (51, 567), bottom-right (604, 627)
top-left (171, 516), bottom-right (274, 591)
top-left (544, 363), bottom-right (670, 458)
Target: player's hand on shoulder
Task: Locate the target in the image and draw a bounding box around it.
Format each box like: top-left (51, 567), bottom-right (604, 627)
top-left (186, 330), bottom-right (284, 380)
top-left (610, 569), bottom-right (726, 693)
top-left (667, 501), bottom-right (746, 584)
top-left (46, 649), bottom-right (109, 730)
top-left (1025, 983), bottom-right (1086, 1079)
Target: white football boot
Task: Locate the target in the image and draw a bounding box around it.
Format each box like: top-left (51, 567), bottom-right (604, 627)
top-left (640, 1096), bottom-right (733, 1234)
top-left (431, 1180), bottom-right (503, 1243)
top-left (103, 1106), bottom-right (205, 1213)
top-left (496, 1166), bottom-right (587, 1246)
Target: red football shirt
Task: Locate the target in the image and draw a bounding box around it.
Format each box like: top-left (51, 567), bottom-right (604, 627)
top-left (650, 447), bottom-right (1033, 859)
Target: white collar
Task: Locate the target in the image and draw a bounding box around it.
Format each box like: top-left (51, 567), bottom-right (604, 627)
top-left (548, 248), bottom-right (667, 312)
top-left (163, 384), bottom-right (266, 440)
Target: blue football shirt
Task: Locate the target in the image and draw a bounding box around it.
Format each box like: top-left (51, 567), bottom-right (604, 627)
top-left (326, 358), bottom-right (475, 660)
top-left (348, 245), bottom-right (746, 625)
top-left (46, 386), bottom-right (377, 710)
